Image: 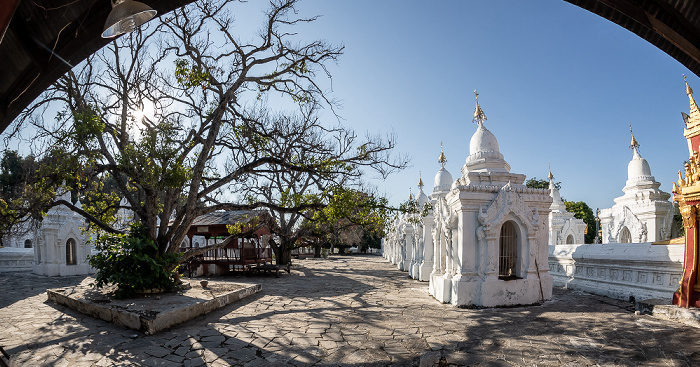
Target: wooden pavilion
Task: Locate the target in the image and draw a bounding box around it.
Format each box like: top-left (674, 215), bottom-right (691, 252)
top-left (180, 210), bottom-right (273, 276)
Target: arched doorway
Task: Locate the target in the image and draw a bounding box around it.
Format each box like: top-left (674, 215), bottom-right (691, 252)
top-left (566, 234), bottom-right (574, 244)
top-left (620, 227), bottom-right (632, 243)
top-left (499, 221), bottom-right (518, 279)
top-left (66, 238), bottom-right (77, 265)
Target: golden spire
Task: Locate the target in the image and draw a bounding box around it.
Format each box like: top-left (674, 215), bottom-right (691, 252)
top-left (408, 190), bottom-right (414, 201)
top-left (548, 163), bottom-right (553, 181)
top-left (418, 172), bottom-right (424, 189)
top-left (473, 90), bottom-right (487, 125)
top-left (685, 74), bottom-right (700, 132)
top-left (438, 141), bottom-right (447, 168)
top-left (629, 124), bottom-right (640, 151)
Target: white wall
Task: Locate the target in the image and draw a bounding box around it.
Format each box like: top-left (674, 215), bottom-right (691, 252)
top-left (0, 247), bottom-right (34, 272)
top-left (549, 243), bottom-right (684, 302)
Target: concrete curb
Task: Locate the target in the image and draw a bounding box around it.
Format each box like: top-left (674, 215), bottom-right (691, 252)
top-left (47, 283), bottom-right (262, 334)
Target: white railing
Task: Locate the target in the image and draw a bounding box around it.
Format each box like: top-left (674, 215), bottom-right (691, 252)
top-left (548, 243), bottom-right (684, 302)
top-left (0, 247), bottom-right (34, 272)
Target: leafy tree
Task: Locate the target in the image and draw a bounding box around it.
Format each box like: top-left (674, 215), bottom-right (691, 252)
top-left (8, 0), bottom-right (403, 273)
top-left (360, 231), bottom-right (381, 252)
top-left (0, 151), bottom-right (36, 199)
top-left (89, 223), bottom-right (180, 298)
top-left (525, 177), bottom-right (561, 191)
top-left (564, 201), bottom-right (595, 243)
top-left (0, 150), bottom-right (38, 244)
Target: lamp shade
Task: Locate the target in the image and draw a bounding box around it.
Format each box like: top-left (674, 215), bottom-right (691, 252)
top-left (102, 0), bottom-right (157, 38)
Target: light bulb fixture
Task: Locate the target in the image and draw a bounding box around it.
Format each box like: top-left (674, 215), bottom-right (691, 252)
top-left (102, 0), bottom-right (157, 38)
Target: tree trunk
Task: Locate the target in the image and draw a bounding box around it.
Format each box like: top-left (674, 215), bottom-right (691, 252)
top-left (277, 247), bottom-right (292, 265)
top-left (314, 241), bottom-right (321, 258)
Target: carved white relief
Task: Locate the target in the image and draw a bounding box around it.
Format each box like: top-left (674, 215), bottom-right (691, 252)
top-left (480, 183), bottom-right (538, 239)
top-left (612, 206), bottom-right (647, 243)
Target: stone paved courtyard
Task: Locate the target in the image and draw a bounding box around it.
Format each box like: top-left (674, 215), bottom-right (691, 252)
top-left (1, 255), bottom-right (700, 366)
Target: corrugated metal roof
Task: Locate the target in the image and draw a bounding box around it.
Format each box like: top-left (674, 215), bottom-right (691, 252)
top-left (190, 210), bottom-right (260, 226)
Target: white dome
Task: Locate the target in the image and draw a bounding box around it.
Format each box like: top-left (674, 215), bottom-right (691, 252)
top-left (433, 167), bottom-right (453, 193)
top-left (627, 149), bottom-right (652, 180)
top-left (469, 123), bottom-right (500, 155)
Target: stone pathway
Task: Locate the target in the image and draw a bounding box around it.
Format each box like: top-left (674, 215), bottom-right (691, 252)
top-left (1, 255), bottom-right (700, 366)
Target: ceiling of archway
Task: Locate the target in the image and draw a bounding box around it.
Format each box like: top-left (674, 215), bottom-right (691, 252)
top-left (0, 0), bottom-right (196, 136)
top-left (564, 0), bottom-right (700, 76)
top-left (0, 0), bottom-right (699, 135)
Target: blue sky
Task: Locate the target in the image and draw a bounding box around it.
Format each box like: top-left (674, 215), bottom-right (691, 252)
top-left (11, 0), bottom-right (697, 214)
top-left (280, 0), bottom-right (699, 212)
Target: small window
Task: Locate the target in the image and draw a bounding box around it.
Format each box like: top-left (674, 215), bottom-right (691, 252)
top-left (499, 221), bottom-right (518, 279)
top-left (620, 227), bottom-right (632, 243)
top-left (24, 239), bottom-right (32, 248)
top-left (66, 238), bottom-right (77, 265)
top-left (566, 234), bottom-right (574, 244)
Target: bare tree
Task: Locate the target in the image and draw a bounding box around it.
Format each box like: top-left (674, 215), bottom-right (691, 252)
top-left (8, 0), bottom-right (403, 266)
top-left (232, 107), bottom-right (399, 264)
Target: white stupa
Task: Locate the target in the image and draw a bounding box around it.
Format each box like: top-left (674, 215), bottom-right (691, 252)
top-left (599, 126), bottom-right (675, 243)
top-left (547, 168), bottom-right (587, 245)
top-left (429, 91), bottom-right (553, 307)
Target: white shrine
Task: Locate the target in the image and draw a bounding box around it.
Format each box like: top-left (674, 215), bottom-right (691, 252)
top-left (12, 188), bottom-right (94, 276)
top-left (385, 92), bottom-right (554, 307)
top-left (599, 127), bottom-right (675, 243)
top-left (0, 185), bottom-right (95, 275)
top-left (547, 169), bottom-right (587, 245)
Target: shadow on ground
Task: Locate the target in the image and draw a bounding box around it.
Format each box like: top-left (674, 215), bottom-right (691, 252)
top-left (3, 256), bottom-right (700, 366)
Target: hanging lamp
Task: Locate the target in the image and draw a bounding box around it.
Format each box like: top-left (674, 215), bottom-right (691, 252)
top-left (102, 0), bottom-right (157, 38)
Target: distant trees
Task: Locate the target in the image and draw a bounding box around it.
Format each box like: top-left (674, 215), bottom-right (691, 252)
top-left (525, 177), bottom-right (560, 191)
top-left (564, 201), bottom-right (596, 244)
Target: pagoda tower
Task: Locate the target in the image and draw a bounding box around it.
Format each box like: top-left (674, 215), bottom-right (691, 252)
top-left (672, 76), bottom-right (700, 308)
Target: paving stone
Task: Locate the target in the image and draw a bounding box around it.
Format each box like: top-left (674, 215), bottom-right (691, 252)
top-left (225, 347), bottom-right (258, 362)
top-left (164, 354), bottom-right (185, 363)
top-left (183, 356), bottom-right (207, 367)
top-left (141, 357), bottom-right (184, 367)
top-left (202, 347), bottom-right (229, 363)
top-left (145, 345), bottom-right (172, 358)
top-left (201, 335), bottom-right (226, 347)
top-left (4, 256), bottom-right (700, 367)
top-left (242, 357), bottom-right (272, 367)
top-left (199, 329), bottom-right (223, 337)
top-left (223, 338), bottom-right (250, 349)
top-left (185, 350), bottom-right (203, 359)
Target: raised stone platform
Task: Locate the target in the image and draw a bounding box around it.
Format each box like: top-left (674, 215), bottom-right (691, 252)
top-left (47, 277), bottom-right (261, 335)
top-left (636, 298), bottom-right (700, 328)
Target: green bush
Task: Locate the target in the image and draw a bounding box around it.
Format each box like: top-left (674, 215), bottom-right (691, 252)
top-left (88, 224), bottom-right (180, 299)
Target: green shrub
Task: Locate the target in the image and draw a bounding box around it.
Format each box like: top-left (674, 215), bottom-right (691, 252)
top-left (88, 224), bottom-right (180, 299)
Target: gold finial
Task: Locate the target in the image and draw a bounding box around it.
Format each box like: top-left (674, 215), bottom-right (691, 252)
top-left (629, 124), bottom-right (640, 150)
top-left (408, 189), bottom-right (414, 201)
top-left (684, 75), bottom-right (700, 131)
top-left (473, 90), bottom-right (487, 125)
top-left (418, 172), bottom-right (424, 189)
top-left (438, 141), bottom-right (447, 168)
top-left (548, 163), bottom-right (553, 181)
